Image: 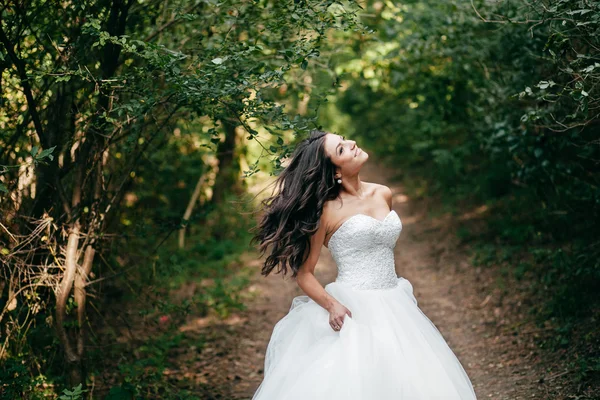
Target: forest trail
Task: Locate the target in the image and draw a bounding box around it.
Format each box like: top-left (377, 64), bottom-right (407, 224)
top-left (182, 158), bottom-right (560, 400)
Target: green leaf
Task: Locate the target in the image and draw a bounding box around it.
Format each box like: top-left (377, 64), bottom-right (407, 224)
top-left (38, 146), bottom-right (56, 161)
top-left (211, 57), bottom-right (225, 65)
top-left (55, 75), bottom-right (72, 82)
top-left (301, 59), bottom-right (308, 70)
top-left (537, 81), bottom-right (550, 89)
top-left (0, 183), bottom-right (7, 193)
top-left (566, 9), bottom-right (592, 15)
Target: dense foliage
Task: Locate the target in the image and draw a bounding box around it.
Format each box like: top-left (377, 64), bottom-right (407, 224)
top-left (1, 0), bottom-right (598, 397)
top-left (326, 0), bottom-right (599, 385)
top-left (331, 0), bottom-right (599, 316)
top-left (0, 0), bottom-right (365, 397)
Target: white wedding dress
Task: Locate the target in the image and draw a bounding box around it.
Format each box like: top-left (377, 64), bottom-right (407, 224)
top-left (252, 210), bottom-right (477, 399)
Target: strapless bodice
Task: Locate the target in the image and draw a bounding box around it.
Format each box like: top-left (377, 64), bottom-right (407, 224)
top-left (328, 210), bottom-right (402, 290)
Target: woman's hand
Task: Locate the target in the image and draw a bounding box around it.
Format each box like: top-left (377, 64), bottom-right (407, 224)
top-left (328, 301), bottom-right (352, 332)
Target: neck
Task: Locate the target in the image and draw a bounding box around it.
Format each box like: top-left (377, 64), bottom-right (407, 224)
top-left (342, 174), bottom-right (364, 199)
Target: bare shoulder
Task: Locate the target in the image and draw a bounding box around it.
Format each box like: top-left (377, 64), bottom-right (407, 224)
top-left (365, 182), bottom-right (393, 209)
top-left (321, 196), bottom-right (348, 238)
top-left (321, 199), bottom-right (339, 230)
top-left (381, 184), bottom-right (393, 203)
top-left (364, 181), bottom-right (392, 198)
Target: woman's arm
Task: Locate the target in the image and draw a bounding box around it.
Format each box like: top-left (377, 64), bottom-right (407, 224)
top-left (295, 216), bottom-right (352, 331)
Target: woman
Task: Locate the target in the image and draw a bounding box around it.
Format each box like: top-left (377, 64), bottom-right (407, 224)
top-left (249, 129), bottom-right (477, 399)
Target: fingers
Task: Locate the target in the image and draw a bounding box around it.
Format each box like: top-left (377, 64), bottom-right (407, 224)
top-left (330, 308), bottom-right (353, 331)
top-left (330, 317), bottom-right (346, 331)
top-left (330, 319), bottom-right (342, 331)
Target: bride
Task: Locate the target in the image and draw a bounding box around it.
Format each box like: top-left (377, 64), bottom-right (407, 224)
top-left (249, 130), bottom-right (477, 399)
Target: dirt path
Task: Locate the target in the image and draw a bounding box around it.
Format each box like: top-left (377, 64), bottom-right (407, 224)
top-left (181, 159), bottom-right (564, 399)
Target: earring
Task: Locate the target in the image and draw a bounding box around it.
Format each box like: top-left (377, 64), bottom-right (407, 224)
top-left (337, 178), bottom-right (342, 184)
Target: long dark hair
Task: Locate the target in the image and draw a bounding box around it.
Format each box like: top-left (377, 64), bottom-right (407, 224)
top-left (249, 129), bottom-right (342, 278)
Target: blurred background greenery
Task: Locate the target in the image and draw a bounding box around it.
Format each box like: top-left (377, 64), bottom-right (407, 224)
top-left (1, 0), bottom-right (598, 398)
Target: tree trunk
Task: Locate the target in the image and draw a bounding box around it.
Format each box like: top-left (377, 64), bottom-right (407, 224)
top-left (55, 219), bottom-right (82, 384)
top-left (211, 118), bottom-right (244, 206)
top-left (178, 173), bottom-right (207, 249)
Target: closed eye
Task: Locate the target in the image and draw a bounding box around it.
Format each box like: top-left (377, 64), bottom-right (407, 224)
top-left (339, 136), bottom-right (346, 155)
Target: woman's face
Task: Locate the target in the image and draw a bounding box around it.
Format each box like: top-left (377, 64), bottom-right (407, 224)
top-left (324, 133), bottom-right (368, 178)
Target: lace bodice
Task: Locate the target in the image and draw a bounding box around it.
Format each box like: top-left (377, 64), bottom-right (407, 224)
top-left (328, 210), bottom-right (402, 290)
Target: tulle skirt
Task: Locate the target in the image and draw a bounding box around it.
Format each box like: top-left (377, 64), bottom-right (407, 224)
top-left (252, 277), bottom-right (477, 399)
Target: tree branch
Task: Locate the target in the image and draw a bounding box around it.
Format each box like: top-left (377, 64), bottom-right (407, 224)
top-left (0, 21), bottom-right (48, 147)
top-left (144, 2), bottom-right (204, 42)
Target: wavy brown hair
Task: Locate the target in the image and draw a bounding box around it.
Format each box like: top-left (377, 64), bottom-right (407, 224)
top-left (249, 129), bottom-right (342, 278)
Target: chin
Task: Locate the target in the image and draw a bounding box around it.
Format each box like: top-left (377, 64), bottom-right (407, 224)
top-left (358, 154), bottom-right (368, 167)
